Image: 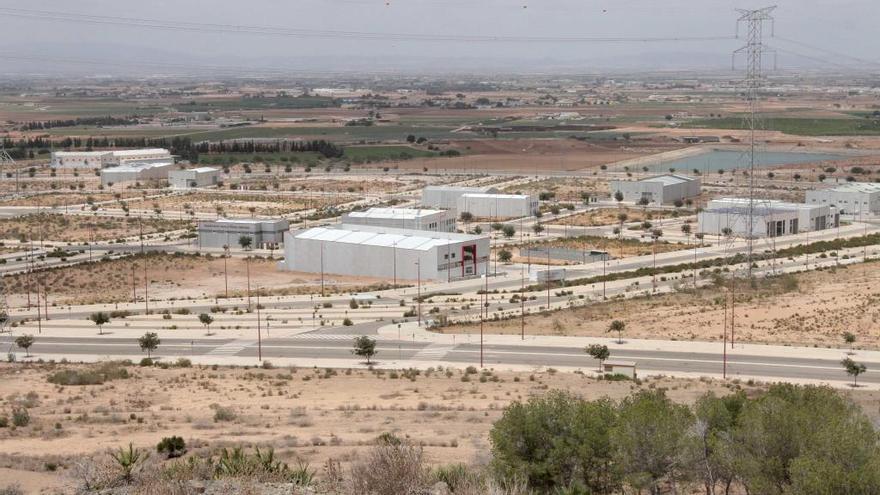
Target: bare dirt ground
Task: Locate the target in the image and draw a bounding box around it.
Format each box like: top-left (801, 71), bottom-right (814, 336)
top-left (0, 214), bottom-right (191, 243)
top-left (445, 262), bottom-right (880, 349)
top-left (240, 177), bottom-right (423, 195)
top-left (501, 177), bottom-right (606, 202)
top-left (554, 207), bottom-right (694, 227)
top-left (519, 236), bottom-right (688, 260)
top-left (121, 192), bottom-right (340, 217)
top-left (0, 363), bottom-right (764, 493)
top-left (9, 253), bottom-right (384, 306)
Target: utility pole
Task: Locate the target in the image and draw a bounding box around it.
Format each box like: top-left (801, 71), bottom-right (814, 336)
top-left (319, 241), bottom-right (325, 298)
top-left (256, 289), bottom-right (262, 362)
top-left (223, 245), bottom-right (229, 298)
top-left (520, 262), bottom-right (525, 341)
top-left (416, 260), bottom-right (421, 327)
top-left (734, 5), bottom-right (776, 279)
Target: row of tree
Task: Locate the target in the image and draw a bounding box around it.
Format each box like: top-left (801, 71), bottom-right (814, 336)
top-left (191, 139), bottom-right (343, 158)
top-left (490, 385), bottom-right (880, 495)
top-left (18, 116), bottom-right (138, 131)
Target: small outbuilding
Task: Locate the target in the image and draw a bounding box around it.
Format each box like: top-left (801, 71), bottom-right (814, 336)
top-left (602, 360), bottom-right (637, 378)
top-left (197, 218), bottom-right (290, 250)
top-left (608, 174), bottom-right (701, 205)
top-left (169, 167), bottom-right (220, 188)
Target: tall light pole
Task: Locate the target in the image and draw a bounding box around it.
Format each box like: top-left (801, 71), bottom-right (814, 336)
top-left (415, 260), bottom-right (421, 327)
top-left (223, 244), bottom-right (229, 298)
top-left (256, 288), bottom-right (262, 362)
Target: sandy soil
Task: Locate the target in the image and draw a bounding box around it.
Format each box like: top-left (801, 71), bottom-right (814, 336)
top-left (554, 207), bottom-right (694, 227)
top-left (445, 262), bottom-right (880, 349)
top-left (0, 214), bottom-right (191, 243)
top-left (0, 363), bottom-right (757, 493)
top-left (501, 177), bottom-right (607, 202)
top-left (121, 192), bottom-right (339, 217)
top-left (9, 253), bottom-right (385, 306)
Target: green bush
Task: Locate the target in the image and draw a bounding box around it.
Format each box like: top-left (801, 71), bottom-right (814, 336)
top-left (11, 408), bottom-right (29, 427)
top-left (157, 436), bottom-right (187, 459)
top-left (46, 362), bottom-right (129, 385)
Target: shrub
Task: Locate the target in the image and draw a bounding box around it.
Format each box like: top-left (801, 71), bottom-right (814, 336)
top-left (157, 436), bottom-right (187, 459)
top-left (175, 358), bottom-right (192, 368)
top-left (11, 408), bottom-right (29, 427)
top-left (0, 415), bottom-right (8, 428)
top-left (350, 441), bottom-right (427, 494)
top-left (47, 362), bottom-right (129, 386)
top-left (139, 358), bottom-right (154, 367)
top-left (213, 406), bottom-right (237, 422)
top-left (343, 318), bottom-right (353, 326)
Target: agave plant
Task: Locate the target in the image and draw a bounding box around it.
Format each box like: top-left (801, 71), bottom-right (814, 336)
top-left (111, 443), bottom-right (148, 483)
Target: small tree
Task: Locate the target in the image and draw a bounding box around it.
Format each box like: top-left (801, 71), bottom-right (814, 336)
top-left (352, 335), bottom-right (377, 364)
top-left (459, 211), bottom-right (473, 223)
top-left (498, 249), bottom-right (513, 263)
top-left (238, 235), bottom-right (253, 250)
top-left (614, 191), bottom-right (624, 204)
top-left (586, 344), bottom-right (610, 372)
top-left (138, 332), bottom-right (160, 358)
top-left (502, 224), bottom-right (516, 238)
top-left (608, 320), bottom-right (626, 344)
top-left (841, 358), bottom-right (867, 387)
top-left (532, 223), bottom-right (544, 235)
top-left (90, 312), bottom-right (110, 335)
top-left (199, 313), bottom-right (214, 335)
top-left (843, 332), bottom-right (856, 354)
top-left (14, 334), bottom-right (34, 357)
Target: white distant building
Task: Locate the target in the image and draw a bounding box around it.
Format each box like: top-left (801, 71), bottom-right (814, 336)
top-left (341, 208), bottom-right (455, 232)
top-left (169, 167), bottom-right (220, 188)
top-left (805, 182), bottom-right (880, 215)
top-left (197, 218), bottom-right (290, 250)
top-left (100, 161), bottom-right (175, 186)
top-left (457, 193), bottom-right (539, 219)
top-left (609, 174), bottom-right (701, 205)
top-left (282, 224), bottom-right (489, 281)
top-left (51, 148), bottom-right (171, 169)
top-left (421, 185), bottom-right (500, 211)
top-left (698, 198), bottom-right (837, 238)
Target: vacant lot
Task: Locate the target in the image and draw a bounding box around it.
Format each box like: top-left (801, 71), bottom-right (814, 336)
top-left (447, 262), bottom-right (880, 348)
top-left (0, 214), bottom-right (191, 243)
top-left (554, 207), bottom-right (694, 227)
top-left (121, 191), bottom-right (341, 217)
top-left (0, 362), bottom-right (757, 493)
top-left (7, 252), bottom-right (385, 306)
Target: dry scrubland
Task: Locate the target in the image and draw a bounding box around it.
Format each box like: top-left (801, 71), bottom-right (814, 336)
top-left (501, 177), bottom-right (606, 202)
top-left (5, 253), bottom-right (387, 306)
top-left (518, 236), bottom-right (688, 260)
top-left (121, 192), bottom-right (341, 217)
top-left (0, 362), bottom-right (765, 493)
top-left (0, 214), bottom-right (191, 243)
top-left (553, 207), bottom-right (693, 227)
top-left (447, 262), bottom-right (880, 348)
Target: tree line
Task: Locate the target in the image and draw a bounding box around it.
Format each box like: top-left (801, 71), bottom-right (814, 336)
top-left (192, 139), bottom-right (344, 159)
top-left (491, 385), bottom-right (880, 494)
top-left (18, 116), bottom-right (139, 131)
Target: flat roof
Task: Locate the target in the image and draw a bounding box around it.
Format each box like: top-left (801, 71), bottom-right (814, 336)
top-left (52, 151), bottom-right (108, 157)
top-left (110, 149), bottom-right (170, 157)
top-left (640, 174), bottom-right (696, 186)
top-left (293, 224), bottom-right (485, 251)
top-left (460, 193), bottom-right (532, 200)
top-left (104, 161), bottom-right (174, 172)
top-left (818, 182), bottom-right (880, 194)
top-left (709, 198), bottom-right (826, 212)
top-left (172, 167), bottom-right (219, 175)
top-left (423, 185), bottom-right (498, 193)
top-left (346, 207), bottom-right (444, 220)
top-left (206, 218), bottom-right (288, 226)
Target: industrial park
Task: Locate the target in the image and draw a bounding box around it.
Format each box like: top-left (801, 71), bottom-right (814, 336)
top-left (0, 1), bottom-right (879, 494)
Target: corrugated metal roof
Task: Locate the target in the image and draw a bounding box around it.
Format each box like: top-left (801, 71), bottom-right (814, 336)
top-left (821, 182), bottom-right (880, 194)
top-left (460, 193), bottom-right (532, 200)
top-left (640, 174), bottom-right (696, 186)
top-left (111, 149), bottom-right (170, 158)
top-left (346, 207), bottom-right (443, 220)
top-left (293, 226), bottom-right (482, 251)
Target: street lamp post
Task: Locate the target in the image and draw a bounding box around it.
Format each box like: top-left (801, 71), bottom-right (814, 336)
top-left (415, 260), bottom-right (421, 327)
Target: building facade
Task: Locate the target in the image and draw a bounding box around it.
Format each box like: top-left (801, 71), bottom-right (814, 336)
top-left (100, 161), bottom-right (175, 186)
top-left (421, 185), bottom-right (500, 211)
top-left (698, 198), bottom-right (836, 238)
top-left (805, 182), bottom-right (880, 215)
top-left (197, 218), bottom-right (290, 250)
top-left (282, 224), bottom-right (489, 282)
top-left (169, 167), bottom-right (221, 188)
top-left (457, 193), bottom-right (539, 219)
top-left (608, 174), bottom-right (701, 205)
top-left (51, 149), bottom-right (171, 169)
top-left (341, 208), bottom-right (455, 232)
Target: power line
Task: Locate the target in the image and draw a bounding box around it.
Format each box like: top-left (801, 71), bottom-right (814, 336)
top-left (0, 7), bottom-right (736, 44)
top-left (773, 36), bottom-right (880, 69)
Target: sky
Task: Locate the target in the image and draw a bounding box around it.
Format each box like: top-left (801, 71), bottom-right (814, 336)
top-left (0, 0), bottom-right (876, 76)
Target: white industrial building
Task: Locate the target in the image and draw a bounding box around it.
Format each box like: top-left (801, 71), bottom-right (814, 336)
top-left (457, 193), bottom-right (539, 219)
top-left (51, 148), bottom-right (171, 169)
top-left (608, 174), bottom-right (701, 205)
top-left (198, 218), bottom-right (290, 250)
top-left (805, 182), bottom-right (880, 215)
top-left (100, 161), bottom-right (175, 186)
top-left (282, 224), bottom-right (489, 281)
top-left (421, 185), bottom-right (500, 211)
top-left (169, 167), bottom-right (221, 188)
top-left (698, 198), bottom-right (837, 238)
top-left (341, 208), bottom-right (455, 232)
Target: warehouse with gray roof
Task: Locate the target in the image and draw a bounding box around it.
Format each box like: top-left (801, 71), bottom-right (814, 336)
top-left (608, 174), bottom-right (701, 205)
top-left (805, 182), bottom-right (880, 215)
top-left (341, 207), bottom-right (455, 232)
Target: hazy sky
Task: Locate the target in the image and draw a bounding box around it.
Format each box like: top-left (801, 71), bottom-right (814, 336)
top-left (1, 0), bottom-right (876, 75)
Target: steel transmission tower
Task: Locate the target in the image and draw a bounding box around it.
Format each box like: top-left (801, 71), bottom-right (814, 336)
top-left (733, 6), bottom-right (776, 278)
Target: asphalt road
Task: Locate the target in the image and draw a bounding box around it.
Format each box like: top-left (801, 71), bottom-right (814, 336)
top-left (1, 331), bottom-right (867, 385)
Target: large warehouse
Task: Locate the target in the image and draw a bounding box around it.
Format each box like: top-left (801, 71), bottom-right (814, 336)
top-left (198, 218), bottom-right (290, 250)
top-left (51, 148), bottom-right (171, 169)
top-left (282, 224), bottom-right (489, 281)
top-left (805, 182), bottom-right (880, 215)
top-left (698, 198), bottom-right (836, 238)
top-left (341, 208), bottom-right (455, 232)
top-left (169, 167), bottom-right (221, 188)
top-left (457, 193), bottom-right (539, 219)
top-left (421, 185), bottom-right (500, 211)
top-left (100, 161), bottom-right (175, 186)
top-left (608, 174), bottom-right (701, 205)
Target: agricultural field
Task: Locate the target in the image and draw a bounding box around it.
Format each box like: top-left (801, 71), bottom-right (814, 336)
top-left (682, 116), bottom-right (880, 136)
